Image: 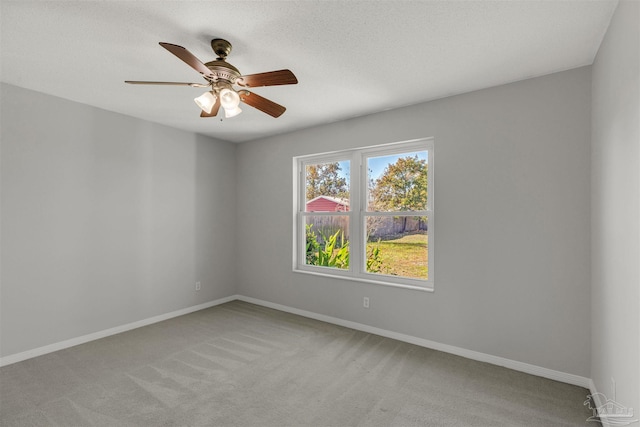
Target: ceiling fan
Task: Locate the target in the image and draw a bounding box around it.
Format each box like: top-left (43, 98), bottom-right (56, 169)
top-left (125, 39), bottom-right (298, 118)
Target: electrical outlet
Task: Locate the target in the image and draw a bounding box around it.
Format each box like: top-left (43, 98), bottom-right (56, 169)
top-left (195, 281), bottom-right (201, 291)
top-left (363, 297), bottom-right (370, 308)
top-left (611, 377), bottom-right (616, 401)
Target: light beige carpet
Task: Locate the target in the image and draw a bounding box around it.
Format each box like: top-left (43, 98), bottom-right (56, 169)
top-left (0, 300), bottom-right (595, 426)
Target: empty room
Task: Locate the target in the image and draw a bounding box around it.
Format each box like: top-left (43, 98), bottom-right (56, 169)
top-left (1, 1), bottom-right (638, 426)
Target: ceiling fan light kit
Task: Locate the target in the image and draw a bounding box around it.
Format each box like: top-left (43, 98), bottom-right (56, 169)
top-left (219, 88), bottom-right (242, 118)
top-left (125, 38), bottom-right (298, 119)
top-left (194, 91), bottom-right (217, 114)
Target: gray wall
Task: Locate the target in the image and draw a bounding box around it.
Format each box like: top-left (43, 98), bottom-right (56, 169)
top-left (0, 84), bottom-right (237, 357)
top-left (5, 43), bottom-right (623, 385)
top-left (591, 0), bottom-right (639, 413)
top-left (236, 67), bottom-right (592, 377)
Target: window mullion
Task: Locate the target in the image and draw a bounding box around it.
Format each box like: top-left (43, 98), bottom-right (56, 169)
top-left (349, 151), bottom-right (362, 276)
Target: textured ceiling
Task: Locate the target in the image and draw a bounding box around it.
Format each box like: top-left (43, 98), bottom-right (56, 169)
top-left (1, 1), bottom-right (617, 143)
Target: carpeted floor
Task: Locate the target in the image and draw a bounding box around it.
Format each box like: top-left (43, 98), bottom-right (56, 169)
top-left (0, 300), bottom-right (596, 426)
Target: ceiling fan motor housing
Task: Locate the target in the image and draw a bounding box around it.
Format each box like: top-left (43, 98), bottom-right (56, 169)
top-left (204, 59), bottom-right (241, 84)
top-left (203, 39), bottom-right (240, 84)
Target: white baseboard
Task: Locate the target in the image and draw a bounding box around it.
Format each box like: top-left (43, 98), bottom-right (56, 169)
top-left (236, 295), bottom-right (592, 389)
top-left (586, 379), bottom-right (624, 427)
top-left (0, 295), bottom-right (237, 367)
top-left (589, 378), bottom-right (599, 398)
top-left (587, 379), bottom-right (608, 427)
top-left (0, 293), bottom-right (593, 391)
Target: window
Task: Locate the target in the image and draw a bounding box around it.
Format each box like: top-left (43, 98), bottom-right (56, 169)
top-left (294, 138), bottom-right (434, 291)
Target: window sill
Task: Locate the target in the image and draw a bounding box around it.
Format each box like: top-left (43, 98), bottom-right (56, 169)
top-left (293, 268), bottom-right (434, 292)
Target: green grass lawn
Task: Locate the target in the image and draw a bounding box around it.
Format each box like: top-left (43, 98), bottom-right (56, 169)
top-left (367, 233), bottom-right (428, 279)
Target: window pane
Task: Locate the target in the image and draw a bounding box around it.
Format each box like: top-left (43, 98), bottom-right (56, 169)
top-left (305, 216), bottom-right (350, 269)
top-left (367, 151), bottom-right (427, 212)
top-left (365, 216), bottom-right (428, 280)
top-left (305, 161), bottom-right (350, 212)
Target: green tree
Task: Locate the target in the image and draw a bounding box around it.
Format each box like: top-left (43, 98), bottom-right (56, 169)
top-left (371, 156), bottom-right (427, 232)
top-left (306, 162), bottom-right (348, 201)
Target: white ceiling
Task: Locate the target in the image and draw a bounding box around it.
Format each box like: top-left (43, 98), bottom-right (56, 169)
top-left (1, 1), bottom-right (617, 143)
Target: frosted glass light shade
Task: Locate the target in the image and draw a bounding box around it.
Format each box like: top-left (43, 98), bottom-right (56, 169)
top-left (224, 106), bottom-right (242, 118)
top-left (194, 91), bottom-right (217, 113)
top-left (220, 88), bottom-right (242, 118)
top-left (219, 88), bottom-right (240, 109)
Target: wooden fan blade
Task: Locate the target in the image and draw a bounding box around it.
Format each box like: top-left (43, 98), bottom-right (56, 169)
top-left (236, 69), bottom-right (298, 88)
top-left (238, 90), bottom-right (286, 118)
top-left (159, 42), bottom-right (213, 78)
top-left (200, 97), bottom-right (221, 118)
top-left (125, 81), bottom-right (209, 87)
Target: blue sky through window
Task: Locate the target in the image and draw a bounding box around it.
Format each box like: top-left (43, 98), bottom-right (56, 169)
top-left (336, 151), bottom-right (427, 182)
top-left (367, 151), bottom-right (428, 181)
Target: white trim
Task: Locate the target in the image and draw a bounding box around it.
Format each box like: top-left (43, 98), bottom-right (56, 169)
top-left (588, 378), bottom-right (599, 400)
top-left (1, 293), bottom-right (592, 391)
top-left (586, 379), bottom-right (618, 427)
top-left (294, 138), bottom-right (434, 290)
top-left (236, 295), bottom-right (591, 388)
top-left (0, 295), bottom-right (238, 367)
top-left (293, 268), bottom-right (434, 292)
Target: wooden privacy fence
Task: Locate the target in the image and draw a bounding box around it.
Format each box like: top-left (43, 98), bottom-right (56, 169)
top-left (306, 216), bottom-right (349, 244)
top-left (367, 216), bottom-right (427, 239)
top-left (307, 215), bottom-right (427, 243)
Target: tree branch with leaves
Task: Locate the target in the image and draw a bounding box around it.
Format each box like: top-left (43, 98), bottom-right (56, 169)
top-left (306, 162), bottom-right (349, 201)
top-left (370, 156), bottom-right (427, 232)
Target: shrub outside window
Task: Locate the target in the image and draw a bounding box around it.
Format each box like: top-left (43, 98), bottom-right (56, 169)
top-left (294, 138), bottom-right (434, 291)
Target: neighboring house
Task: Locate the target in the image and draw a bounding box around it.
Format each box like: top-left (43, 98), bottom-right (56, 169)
top-left (306, 196), bottom-right (349, 212)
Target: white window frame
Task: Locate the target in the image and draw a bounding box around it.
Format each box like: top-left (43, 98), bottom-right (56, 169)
top-left (293, 138), bottom-right (434, 291)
